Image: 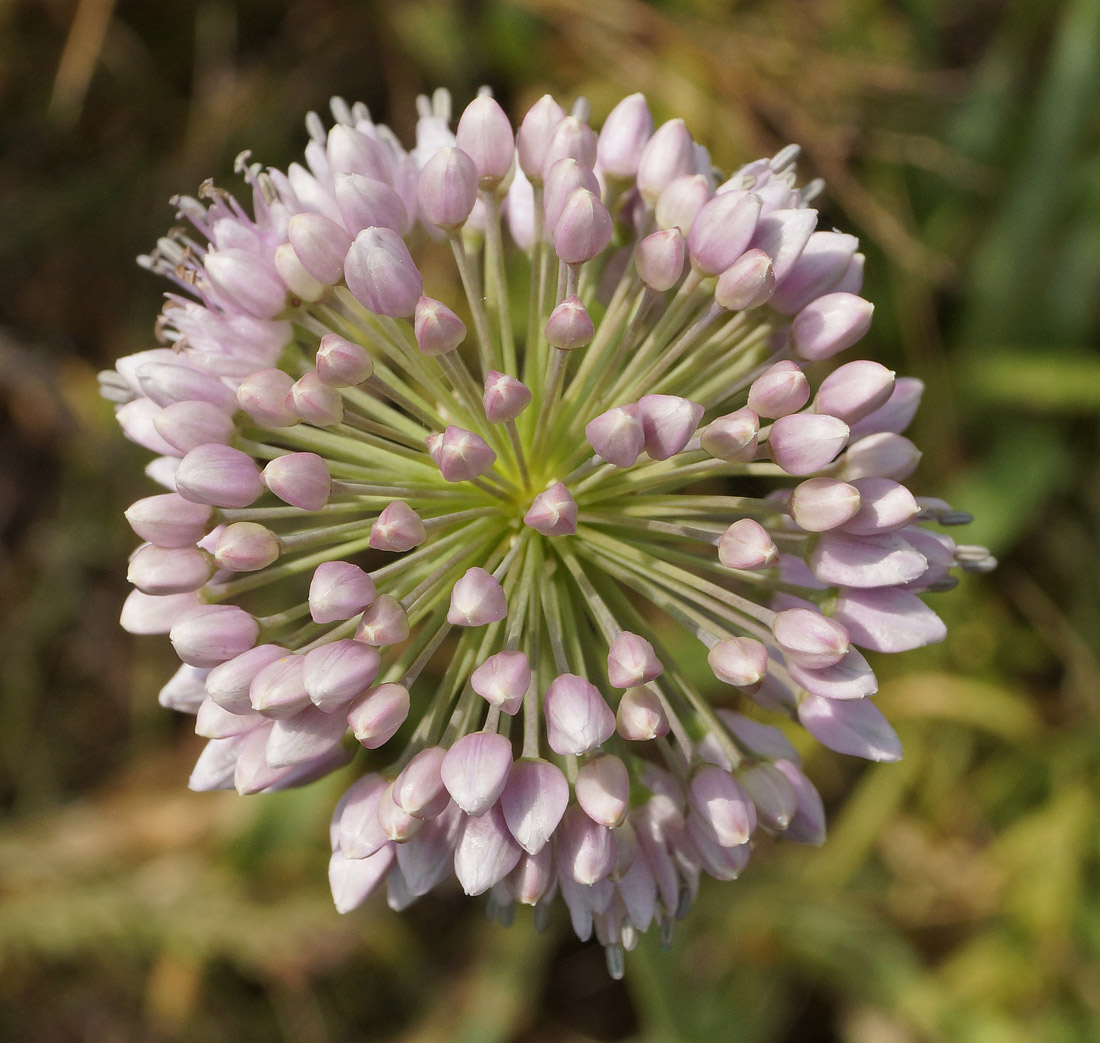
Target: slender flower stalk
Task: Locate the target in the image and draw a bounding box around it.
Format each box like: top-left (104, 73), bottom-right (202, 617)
top-left (106, 88), bottom-right (992, 978)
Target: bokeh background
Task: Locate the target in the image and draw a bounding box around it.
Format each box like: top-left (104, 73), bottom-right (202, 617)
top-left (2, 0), bottom-right (1099, 1039)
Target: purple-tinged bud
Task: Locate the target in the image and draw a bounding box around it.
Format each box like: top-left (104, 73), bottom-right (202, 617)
top-left (448, 566), bottom-right (507, 626)
top-left (544, 159), bottom-right (601, 233)
top-left (500, 758), bottom-right (569, 854)
top-left (810, 529), bottom-right (929, 589)
top-left (393, 746), bottom-right (451, 819)
top-left (329, 841), bottom-right (393, 912)
top-left (347, 682), bottom-right (410, 748)
top-left (326, 123), bottom-right (390, 181)
top-left (739, 763), bottom-right (798, 831)
top-left (274, 242), bottom-right (326, 302)
top-left (136, 362), bottom-right (237, 413)
top-left (597, 93), bottom-right (653, 178)
top-left (237, 368), bottom-right (298, 428)
top-left (214, 521), bottom-right (281, 572)
top-left (334, 173), bottom-right (409, 236)
top-left (454, 803), bottom-right (522, 895)
top-left (509, 846), bottom-right (556, 907)
top-left (701, 407), bottom-right (759, 462)
top-left (205, 644), bottom-right (288, 715)
top-left (483, 370), bottom-right (532, 422)
top-left (441, 731), bottom-right (514, 815)
top-left (355, 594), bottom-right (409, 646)
top-left (815, 360), bottom-right (895, 424)
top-left (266, 704), bottom-right (350, 769)
top-left (544, 295), bottom-right (594, 351)
top-left (772, 607), bottom-right (849, 669)
top-left (470, 650), bottom-right (531, 715)
top-left (160, 664), bottom-right (208, 715)
top-left (768, 413), bottom-right (849, 475)
top-left (316, 333), bottom-right (374, 387)
top-left (204, 249), bottom-right (286, 319)
top-left (289, 371), bottom-right (344, 427)
top-left (576, 754), bottom-right (630, 827)
top-left (344, 227), bottom-right (423, 318)
top-left (120, 590), bottom-right (200, 635)
top-left (170, 604), bottom-right (258, 668)
top-left (841, 477), bottom-right (919, 535)
top-left (635, 228), bottom-right (686, 292)
top-left (585, 405), bottom-right (644, 467)
top-left (303, 639), bottom-right (381, 710)
top-left (456, 95), bottom-right (515, 187)
top-left (556, 804), bottom-right (616, 885)
top-left (786, 647), bottom-right (878, 701)
top-left (309, 561), bottom-right (376, 624)
top-left (797, 694), bottom-right (902, 762)
top-left (370, 501), bottom-right (427, 551)
top-left (544, 673), bottom-right (615, 756)
top-left (708, 636), bottom-right (768, 689)
top-left (517, 94), bottom-right (566, 181)
top-left (637, 119), bottom-right (697, 204)
top-left (769, 231), bottom-right (860, 315)
top-left (336, 772), bottom-right (390, 858)
top-left (288, 212), bottom-right (352, 285)
top-left (616, 686), bottom-right (669, 740)
top-left (688, 191), bottom-right (763, 276)
top-left (553, 189), bottom-right (613, 265)
top-left (714, 249), bottom-right (775, 311)
top-left (749, 207), bottom-right (818, 283)
top-left (417, 146), bottom-right (479, 229)
top-left (607, 631), bottom-right (663, 688)
top-left (792, 292), bottom-right (874, 361)
top-left (773, 759), bottom-right (826, 844)
top-left (376, 781), bottom-right (422, 842)
top-left (718, 518), bottom-right (779, 570)
top-left (249, 654), bottom-right (310, 717)
top-left (125, 493), bottom-right (211, 548)
top-left (690, 764), bottom-right (756, 848)
top-left (262, 452), bottom-right (331, 511)
top-left (154, 400), bottom-right (234, 454)
top-left (117, 398), bottom-right (178, 456)
top-left (850, 377), bottom-right (924, 436)
top-left (542, 116), bottom-right (598, 176)
top-left (842, 432), bottom-right (921, 481)
top-left (434, 426), bottom-right (496, 482)
top-left (789, 477), bottom-right (861, 532)
top-left (175, 444), bottom-right (263, 509)
top-left (832, 587), bottom-right (946, 653)
top-left (524, 482), bottom-right (578, 536)
top-left (127, 544), bottom-right (212, 595)
top-left (414, 295), bottom-right (467, 356)
top-left (636, 394), bottom-right (704, 460)
top-left (747, 361), bottom-right (810, 419)
top-left (655, 174), bottom-right (710, 235)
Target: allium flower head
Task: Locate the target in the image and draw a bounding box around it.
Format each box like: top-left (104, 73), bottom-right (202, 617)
top-left (104, 87), bottom-right (994, 978)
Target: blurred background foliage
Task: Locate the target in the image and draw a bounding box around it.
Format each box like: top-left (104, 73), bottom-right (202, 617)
top-left (0, 0), bottom-right (1098, 1039)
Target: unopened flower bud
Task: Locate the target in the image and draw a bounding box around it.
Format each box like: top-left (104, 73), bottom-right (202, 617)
top-left (125, 493), bottom-right (211, 548)
top-left (303, 639), bottom-right (381, 710)
top-left (545, 295), bottom-right (594, 350)
top-left (170, 604), bottom-right (259, 668)
top-left (714, 248), bottom-right (775, 311)
top-left (689, 764), bottom-right (756, 848)
top-left (553, 189), bottom-right (613, 265)
top-left (456, 95), bottom-right (515, 187)
top-left (309, 561), bottom-right (376, 624)
top-left (214, 521), bottom-right (281, 571)
top-left (334, 172), bottom-right (409, 236)
top-left (576, 754), bottom-right (630, 827)
top-left (370, 500), bottom-right (427, 551)
top-left (596, 93), bottom-right (653, 179)
top-left (708, 636), bottom-right (768, 689)
top-left (348, 682), bottom-right (411, 748)
top-left (274, 242), bottom-right (327, 302)
top-left (344, 227), bottom-right (423, 318)
top-left (701, 408), bottom-right (759, 462)
top-left (441, 731), bottom-right (514, 815)
top-left (470, 650), bottom-right (531, 715)
top-left (718, 518), bottom-right (779, 570)
top-left (636, 394), bottom-right (704, 460)
top-left (288, 212), bottom-right (352, 285)
top-left (316, 333), bottom-right (373, 387)
top-left (814, 360), bottom-right (895, 424)
top-left (263, 452), bottom-right (331, 511)
top-left (483, 370), bottom-right (532, 422)
top-left (789, 477), bottom-right (861, 532)
top-left (637, 119), bottom-right (697, 203)
top-left (585, 405), bottom-right (644, 467)
top-left (205, 643), bottom-right (288, 715)
top-left (517, 94), bottom-right (566, 181)
top-left (772, 607), bottom-right (850, 669)
top-left (792, 292), bottom-right (874, 361)
top-left (768, 413), bottom-right (849, 475)
top-left (434, 426), bottom-right (496, 482)
top-left (615, 686), bottom-right (669, 740)
top-left (417, 146), bottom-right (479, 229)
top-left (175, 444), bottom-right (263, 509)
top-left (635, 228), bottom-right (686, 292)
top-left (524, 482), bottom-right (578, 536)
top-left (655, 174), bottom-right (710, 235)
top-left (544, 673), bottom-right (615, 755)
top-left (448, 567), bottom-right (507, 626)
top-left (393, 746), bottom-right (451, 819)
top-left (607, 631), bottom-right (663, 688)
top-left (747, 361), bottom-right (809, 419)
top-left (128, 544), bottom-right (212, 595)
top-left (688, 191), bottom-right (762, 276)
top-left (289, 371), bottom-right (344, 427)
top-left (355, 594), bottom-right (410, 646)
top-left (237, 368), bottom-right (298, 427)
top-left (500, 758), bottom-right (570, 854)
top-left (414, 296), bottom-right (467, 356)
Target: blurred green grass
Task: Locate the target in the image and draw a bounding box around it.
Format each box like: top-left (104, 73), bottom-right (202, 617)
top-left (1, 0), bottom-right (1099, 1040)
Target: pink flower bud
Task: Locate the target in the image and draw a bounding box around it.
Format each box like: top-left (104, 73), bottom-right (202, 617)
top-left (355, 594), bottom-right (409, 645)
top-left (170, 604), bottom-right (259, 668)
top-left (500, 758), bottom-right (569, 854)
top-left (517, 94), bottom-right (566, 181)
top-left (553, 189), bottom-right (613, 265)
top-left (120, 590), bottom-right (201, 635)
top-left (393, 746), bottom-right (451, 819)
top-left (470, 650), bottom-right (531, 715)
top-left (636, 394), bottom-right (704, 460)
top-left (739, 763), bottom-right (798, 830)
top-left (127, 543), bottom-right (212, 595)
top-left (689, 764), bottom-right (756, 848)
top-left (747, 361), bottom-right (810, 419)
top-left (544, 673), bottom-right (615, 755)
top-left (597, 93), bottom-right (653, 178)
top-left (288, 212), bottom-right (352, 285)
top-left (316, 333), bottom-right (374, 387)
top-left (786, 647), bottom-right (878, 701)
top-left (274, 242), bottom-right (326, 302)
top-left (454, 803), bottom-right (522, 895)
top-left (635, 228), bottom-right (686, 292)
top-left (524, 482), bottom-right (578, 536)
top-left (237, 368), bottom-right (298, 428)
top-left (289, 371), bottom-right (344, 427)
top-left (576, 754), bottom-right (629, 827)
top-left (347, 682), bottom-right (410, 748)
top-left (556, 803), bottom-right (616, 885)
top-left (545, 295), bottom-right (594, 350)
top-left (204, 249), bottom-right (286, 319)
top-left (344, 227), bottom-right (423, 318)
top-left (334, 173), bottom-right (409, 236)
top-left (700, 407), bottom-right (759, 462)
top-left (117, 398), bottom-right (176, 455)
top-left (214, 521), bottom-right (281, 571)
top-left (850, 377), bottom-right (923, 436)
top-left (774, 759), bottom-right (826, 845)
top-left (688, 190), bottom-right (762, 276)
top-left (508, 846), bottom-right (557, 907)
top-left (768, 413), bottom-right (850, 475)
top-left (814, 360), bottom-right (895, 423)
top-left (797, 694), bottom-right (902, 762)
top-left (544, 159), bottom-right (601, 233)
top-left (376, 781), bottom-right (422, 842)
top-left (750, 207), bottom-right (818, 282)
top-left (262, 452), bottom-right (331, 511)
top-left (714, 248), bottom-right (775, 311)
top-left (136, 361), bottom-right (237, 413)
top-left (483, 370), bottom-right (532, 422)
top-left (175, 444), bottom-right (263, 509)
top-left (772, 607), bottom-right (850, 669)
top-left (707, 636), bottom-right (768, 688)
top-left (607, 631), bottom-right (663, 688)
top-left (448, 566), bottom-right (507, 626)
top-left (417, 146), bottom-right (479, 229)
top-left (414, 295), bottom-right (467, 356)
top-left (370, 501), bottom-right (427, 552)
top-left (441, 730), bottom-right (514, 815)
top-left (309, 561), bottom-right (377, 624)
top-left (125, 493), bottom-right (211, 548)
top-left (336, 772), bottom-right (390, 858)
top-left (542, 116), bottom-right (598, 177)
top-left (205, 644), bottom-right (288, 714)
top-left (637, 118), bottom-right (697, 203)
top-left (842, 432), bottom-right (921, 481)
top-left (718, 518), bottom-right (779, 570)
top-left (327, 123), bottom-right (390, 180)
top-left (585, 405), bottom-right (644, 467)
top-left (153, 400), bottom-right (234, 454)
top-left (841, 477), bottom-right (919, 534)
top-left (434, 426), bottom-right (496, 482)
top-left (789, 477), bottom-right (861, 532)
top-left (303, 639), bottom-right (381, 710)
top-left (456, 95), bottom-right (515, 186)
top-left (655, 174), bottom-right (710, 235)
top-left (792, 292), bottom-right (874, 361)
top-left (615, 686), bottom-right (669, 740)
top-left (249, 654), bottom-right (310, 717)
top-left (266, 704), bottom-right (350, 769)
top-left (770, 231), bottom-right (859, 315)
